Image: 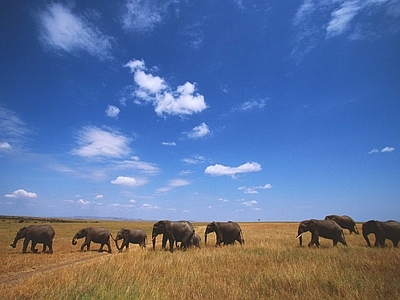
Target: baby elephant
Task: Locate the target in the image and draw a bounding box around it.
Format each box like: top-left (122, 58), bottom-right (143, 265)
top-left (115, 228), bottom-right (147, 252)
top-left (297, 219), bottom-right (347, 247)
top-left (72, 227), bottom-right (113, 253)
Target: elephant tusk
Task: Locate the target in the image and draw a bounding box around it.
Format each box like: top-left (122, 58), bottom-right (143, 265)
top-left (296, 233), bottom-right (304, 239)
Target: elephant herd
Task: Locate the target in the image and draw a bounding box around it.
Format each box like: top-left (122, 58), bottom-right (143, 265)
top-left (9, 216), bottom-right (400, 254)
top-left (297, 215), bottom-right (400, 248)
top-left (9, 220), bottom-right (244, 254)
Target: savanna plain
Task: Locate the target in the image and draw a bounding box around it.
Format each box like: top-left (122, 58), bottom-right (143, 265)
top-left (1, 217), bottom-right (399, 299)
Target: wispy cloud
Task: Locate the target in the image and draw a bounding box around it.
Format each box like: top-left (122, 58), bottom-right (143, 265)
top-left (238, 183), bottom-right (273, 194)
top-left (292, 0), bottom-right (400, 62)
top-left (183, 155), bottom-right (208, 165)
top-left (72, 126), bottom-right (131, 158)
top-left (157, 179), bottom-right (191, 193)
top-left (5, 189), bottom-right (37, 198)
top-left (0, 106), bottom-right (33, 151)
top-left (122, 0), bottom-right (164, 32)
top-left (37, 3), bottom-right (113, 60)
top-left (117, 156), bottom-right (161, 175)
top-left (233, 99), bottom-right (267, 112)
top-left (242, 200), bottom-right (257, 207)
top-left (124, 59), bottom-right (207, 117)
top-left (204, 162), bottom-right (261, 178)
top-left (162, 141), bottom-right (176, 146)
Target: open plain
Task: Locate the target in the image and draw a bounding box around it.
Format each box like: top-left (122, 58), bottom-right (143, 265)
top-left (1, 217), bottom-right (399, 299)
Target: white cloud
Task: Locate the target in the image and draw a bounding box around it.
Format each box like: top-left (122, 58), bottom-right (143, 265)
top-left (326, 1), bottom-right (361, 38)
top-left (0, 142), bottom-right (11, 149)
top-left (129, 199), bottom-right (136, 203)
top-left (95, 194), bottom-right (103, 199)
top-left (368, 149), bottom-right (379, 154)
top-left (37, 3), bottom-right (113, 60)
top-left (239, 183), bottom-right (273, 194)
top-left (106, 105), bottom-right (120, 118)
top-left (204, 162), bottom-right (262, 177)
top-left (218, 198), bottom-right (229, 203)
top-left (186, 123), bottom-right (210, 139)
top-left (154, 82), bottom-right (207, 116)
top-left (381, 147), bottom-right (395, 153)
top-left (124, 59), bottom-right (207, 117)
top-left (141, 203), bottom-right (160, 210)
top-left (162, 141), bottom-right (176, 146)
top-left (242, 200), bottom-right (257, 207)
top-left (369, 147), bottom-right (395, 154)
top-left (5, 189), bottom-right (37, 198)
top-left (72, 126), bottom-right (131, 158)
top-left (111, 176), bottom-right (146, 187)
top-left (78, 199), bottom-right (90, 205)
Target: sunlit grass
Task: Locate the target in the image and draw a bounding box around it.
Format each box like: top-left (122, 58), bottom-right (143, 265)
top-left (1, 219), bottom-right (399, 299)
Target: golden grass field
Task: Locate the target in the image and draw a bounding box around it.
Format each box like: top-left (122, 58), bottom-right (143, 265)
top-left (1, 217), bottom-right (399, 299)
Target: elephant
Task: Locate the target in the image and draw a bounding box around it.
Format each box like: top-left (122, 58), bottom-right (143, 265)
top-left (297, 219), bottom-right (347, 247)
top-left (190, 233), bottom-right (201, 248)
top-left (324, 215), bottom-right (359, 234)
top-left (152, 220), bottom-right (195, 252)
top-left (115, 228), bottom-right (147, 252)
top-left (72, 227), bottom-right (114, 253)
top-left (204, 221), bottom-right (244, 246)
top-left (362, 220), bottom-right (400, 248)
top-left (10, 224), bottom-right (55, 254)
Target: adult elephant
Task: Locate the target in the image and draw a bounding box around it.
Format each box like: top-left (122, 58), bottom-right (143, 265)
top-left (115, 228), bottom-right (147, 252)
top-left (324, 215), bottom-right (359, 234)
top-left (362, 220), bottom-right (400, 248)
top-left (10, 224), bottom-right (55, 254)
top-left (152, 220), bottom-right (194, 252)
top-left (204, 221), bottom-right (244, 246)
top-left (72, 227), bottom-right (114, 253)
top-left (297, 219), bottom-right (347, 247)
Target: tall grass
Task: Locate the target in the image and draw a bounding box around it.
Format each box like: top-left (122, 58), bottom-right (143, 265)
top-left (1, 220), bottom-right (399, 299)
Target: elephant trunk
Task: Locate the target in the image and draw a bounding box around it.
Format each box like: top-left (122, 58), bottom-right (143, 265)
top-left (10, 235), bottom-right (20, 248)
top-left (72, 236), bottom-right (78, 245)
top-left (204, 234), bottom-right (207, 245)
top-left (115, 238), bottom-right (121, 252)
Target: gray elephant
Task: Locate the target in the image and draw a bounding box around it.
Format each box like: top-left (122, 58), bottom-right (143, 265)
top-left (204, 221), bottom-right (244, 246)
top-left (72, 227), bottom-right (114, 253)
top-left (190, 233), bottom-right (201, 248)
top-left (297, 219), bottom-right (347, 247)
top-left (324, 215), bottom-right (359, 234)
top-left (10, 224), bottom-right (55, 254)
top-left (362, 220), bottom-right (400, 248)
top-left (115, 228), bottom-right (147, 252)
top-left (152, 220), bottom-right (194, 252)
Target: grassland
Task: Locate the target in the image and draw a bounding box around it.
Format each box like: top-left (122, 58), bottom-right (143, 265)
top-left (1, 217), bottom-right (399, 299)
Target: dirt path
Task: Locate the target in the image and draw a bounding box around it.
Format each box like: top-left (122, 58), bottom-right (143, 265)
top-left (0, 253), bottom-right (111, 286)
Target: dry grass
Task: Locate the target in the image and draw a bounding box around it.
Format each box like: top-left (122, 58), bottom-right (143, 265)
top-left (1, 219), bottom-right (399, 299)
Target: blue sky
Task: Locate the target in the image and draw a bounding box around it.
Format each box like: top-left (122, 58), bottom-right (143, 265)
top-left (1, 0), bottom-right (399, 222)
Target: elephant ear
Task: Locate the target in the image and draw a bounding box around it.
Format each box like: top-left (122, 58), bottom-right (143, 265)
top-left (123, 229), bottom-right (130, 236)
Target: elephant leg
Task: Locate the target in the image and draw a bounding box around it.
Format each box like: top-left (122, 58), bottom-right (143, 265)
top-left (106, 242), bottom-right (112, 253)
top-left (99, 243), bottom-right (105, 252)
top-left (31, 241), bottom-right (39, 253)
top-left (48, 241), bottom-right (53, 254)
top-left (22, 239), bottom-right (29, 253)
